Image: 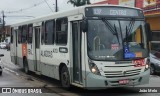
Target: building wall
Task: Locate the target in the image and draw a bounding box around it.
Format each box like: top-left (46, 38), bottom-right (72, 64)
top-left (94, 0), bottom-right (144, 8)
top-left (146, 17), bottom-right (160, 31)
top-left (108, 0), bottom-right (119, 5)
top-left (94, 0), bottom-right (118, 5)
top-left (136, 0), bottom-right (144, 8)
top-left (5, 26), bottom-right (11, 36)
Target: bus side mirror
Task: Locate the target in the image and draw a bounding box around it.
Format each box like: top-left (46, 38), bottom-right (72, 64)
top-left (145, 23), bottom-right (152, 41)
top-left (81, 19), bottom-right (88, 32)
top-left (0, 54), bottom-right (4, 57)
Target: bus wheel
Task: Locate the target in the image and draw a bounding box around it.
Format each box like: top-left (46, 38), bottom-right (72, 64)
top-left (60, 66), bottom-right (70, 89)
top-left (150, 64), bottom-right (155, 75)
top-left (0, 71), bottom-right (2, 75)
top-left (24, 59), bottom-right (30, 74)
top-left (0, 67), bottom-right (2, 75)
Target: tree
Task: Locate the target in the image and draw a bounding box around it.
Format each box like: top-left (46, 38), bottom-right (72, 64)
top-left (68, 0), bottom-right (91, 7)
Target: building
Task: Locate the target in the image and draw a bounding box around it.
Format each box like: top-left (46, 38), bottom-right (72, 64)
top-left (0, 25), bottom-right (11, 42)
top-left (143, 0), bottom-right (160, 42)
top-left (93, 0), bottom-right (144, 8)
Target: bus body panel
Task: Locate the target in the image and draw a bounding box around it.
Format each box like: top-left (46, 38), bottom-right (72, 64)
top-left (27, 43), bottom-right (35, 72)
top-left (86, 69), bottom-right (149, 88)
top-left (17, 44), bottom-right (23, 67)
top-left (40, 45), bottom-right (69, 79)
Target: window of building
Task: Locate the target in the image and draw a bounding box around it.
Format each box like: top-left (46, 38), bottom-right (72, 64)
top-left (152, 31), bottom-right (160, 41)
top-left (44, 20), bottom-right (55, 45)
top-left (28, 24), bottom-right (33, 43)
top-left (56, 18), bottom-right (68, 45)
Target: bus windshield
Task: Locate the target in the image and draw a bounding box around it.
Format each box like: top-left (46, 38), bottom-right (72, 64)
top-left (87, 19), bottom-right (148, 61)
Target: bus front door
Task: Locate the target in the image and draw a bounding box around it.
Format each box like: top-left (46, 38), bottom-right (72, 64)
top-left (34, 27), bottom-right (41, 72)
top-left (72, 21), bottom-right (82, 84)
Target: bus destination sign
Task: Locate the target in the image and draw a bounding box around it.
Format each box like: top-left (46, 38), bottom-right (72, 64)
top-left (85, 7), bottom-right (144, 18)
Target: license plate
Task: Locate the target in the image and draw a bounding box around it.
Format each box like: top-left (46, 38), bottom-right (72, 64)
top-left (119, 80), bottom-right (129, 84)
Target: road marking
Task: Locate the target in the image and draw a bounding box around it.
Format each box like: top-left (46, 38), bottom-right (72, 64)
top-left (4, 67), bottom-right (19, 76)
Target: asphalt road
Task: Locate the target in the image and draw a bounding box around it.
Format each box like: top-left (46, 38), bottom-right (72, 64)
top-left (0, 49), bottom-right (60, 96)
top-left (0, 49), bottom-right (160, 96)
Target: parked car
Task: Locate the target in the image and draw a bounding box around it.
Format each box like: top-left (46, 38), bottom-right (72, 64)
top-left (6, 42), bottom-right (10, 51)
top-left (0, 54), bottom-right (4, 75)
top-left (5, 37), bottom-right (10, 51)
top-left (0, 42), bottom-right (7, 49)
top-left (150, 41), bottom-right (160, 75)
top-left (150, 50), bottom-right (160, 75)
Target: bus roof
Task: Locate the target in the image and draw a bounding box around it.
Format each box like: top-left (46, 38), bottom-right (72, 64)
top-left (11, 4), bottom-right (142, 27)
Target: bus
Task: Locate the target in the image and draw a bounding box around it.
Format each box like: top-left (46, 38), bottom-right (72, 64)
top-left (10, 5), bottom-right (151, 89)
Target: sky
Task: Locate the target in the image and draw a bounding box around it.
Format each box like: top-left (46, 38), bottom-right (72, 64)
top-left (0, 0), bottom-right (103, 25)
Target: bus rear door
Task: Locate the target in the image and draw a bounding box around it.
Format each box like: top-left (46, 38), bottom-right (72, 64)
top-left (33, 25), bottom-right (41, 73)
top-left (11, 28), bottom-right (18, 64)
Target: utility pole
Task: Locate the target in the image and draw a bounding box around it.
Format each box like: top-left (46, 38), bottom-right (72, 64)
top-left (1, 11), bottom-right (5, 42)
top-left (55, 0), bottom-right (58, 12)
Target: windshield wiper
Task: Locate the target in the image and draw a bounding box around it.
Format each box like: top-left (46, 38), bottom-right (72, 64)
top-left (124, 19), bottom-right (135, 46)
top-left (101, 18), bottom-right (116, 35)
top-left (127, 19), bottom-right (135, 35)
top-left (114, 24), bottom-right (120, 44)
top-left (101, 18), bottom-right (120, 44)
top-left (125, 26), bottom-right (128, 44)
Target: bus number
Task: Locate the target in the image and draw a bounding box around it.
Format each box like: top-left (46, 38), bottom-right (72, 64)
top-left (53, 48), bottom-right (58, 53)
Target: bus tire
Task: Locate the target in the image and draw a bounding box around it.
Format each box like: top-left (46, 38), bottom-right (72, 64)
top-left (0, 67), bottom-right (2, 75)
top-left (23, 58), bottom-right (30, 74)
top-left (150, 64), bottom-right (155, 75)
top-left (60, 65), bottom-right (70, 89)
top-left (0, 71), bottom-right (2, 76)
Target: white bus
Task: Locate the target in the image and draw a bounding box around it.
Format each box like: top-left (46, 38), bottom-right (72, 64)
top-left (10, 5), bottom-right (151, 89)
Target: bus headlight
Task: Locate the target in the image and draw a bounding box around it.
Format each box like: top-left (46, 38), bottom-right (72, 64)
top-left (145, 64), bottom-right (149, 69)
top-left (145, 59), bottom-right (150, 71)
top-left (89, 62), bottom-right (101, 75)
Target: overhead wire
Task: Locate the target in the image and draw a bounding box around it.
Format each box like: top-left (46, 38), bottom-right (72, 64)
top-left (3, 0), bottom-right (53, 14)
top-left (0, 0), bottom-right (56, 24)
top-left (44, 0), bottom-right (54, 12)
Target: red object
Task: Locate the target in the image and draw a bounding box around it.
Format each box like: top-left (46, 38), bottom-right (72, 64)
top-left (94, 1), bottom-right (108, 4)
top-left (94, 0), bottom-right (118, 5)
top-left (133, 59), bottom-right (145, 67)
top-left (111, 44), bottom-right (119, 50)
top-left (119, 80), bottom-right (129, 84)
top-left (135, 0), bottom-right (144, 8)
top-left (108, 0), bottom-right (119, 5)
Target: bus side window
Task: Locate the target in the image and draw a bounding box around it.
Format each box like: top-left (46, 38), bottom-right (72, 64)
top-left (28, 24), bottom-right (33, 44)
top-left (56, 17), bottom-right (68, 45)
top-left (22, 25), bottom-right (28, 43)
top-left (44, 20), bottom-right (55, 45)
top-left (18, 26), bottom-right (22, 44)
top-left (11, 27), bottom-right (14, 43)
top-left (41, 22), bottom-right (45, 45)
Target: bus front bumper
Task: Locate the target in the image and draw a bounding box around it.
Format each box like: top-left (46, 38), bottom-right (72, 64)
top-left (86, 69), bottom-right (150, 89)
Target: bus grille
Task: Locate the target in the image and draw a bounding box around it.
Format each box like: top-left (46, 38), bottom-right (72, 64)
top-left (104, 69), bottom-right (141, 78)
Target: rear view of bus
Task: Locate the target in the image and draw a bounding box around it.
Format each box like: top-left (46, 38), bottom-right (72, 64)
top-left (83, 6), bottom-right (151, 88)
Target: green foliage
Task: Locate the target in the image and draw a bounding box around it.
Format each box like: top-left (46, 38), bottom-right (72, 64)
top-left (68, 0), bottom-right (91, 7)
